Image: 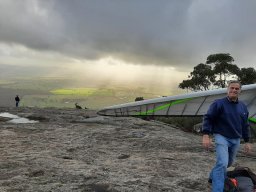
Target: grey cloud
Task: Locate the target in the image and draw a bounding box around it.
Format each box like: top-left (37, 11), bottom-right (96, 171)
top-left (0, 0), bottom-right (256, 69)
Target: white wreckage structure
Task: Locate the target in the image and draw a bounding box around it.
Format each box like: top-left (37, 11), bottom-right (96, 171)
top-left (97, 84), bottom-right (256, 124)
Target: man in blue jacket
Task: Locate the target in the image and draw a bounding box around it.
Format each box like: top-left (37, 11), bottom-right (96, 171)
top-left (202, 80), bottom-right (252, 192)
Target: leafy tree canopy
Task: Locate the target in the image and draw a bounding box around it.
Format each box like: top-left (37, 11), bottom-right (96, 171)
top-left (206, 53), bottom-right (234, 64)
top-left (179, 53), bottom-right (256, 91)
top-left (179, 63), bottom-right (215, 91)
top-left (238, 67), bottom-right (256, 85)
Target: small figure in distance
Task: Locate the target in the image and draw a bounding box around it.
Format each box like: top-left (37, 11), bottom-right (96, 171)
top-left (75, 103), bottom-right (82, 109)
top-left (15, 95), bottom-right (20, 107)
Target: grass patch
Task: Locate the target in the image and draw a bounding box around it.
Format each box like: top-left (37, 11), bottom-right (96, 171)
top-left (50, 88), bottom-right (97, 96)
top-left (50, 88), bottom-right (115, 97)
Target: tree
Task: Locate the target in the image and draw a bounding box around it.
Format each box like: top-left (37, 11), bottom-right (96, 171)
top-left (179, 63), bottom-right (215, 91)
top-left (179, 53), bottom-right (256, 92)
top-left (237, 67), bottom-right (256, 85)
top-left (206, 53), bottom-right (239, 88)
top-left (179, 79), bottom-right (196, 91)
top-left (135, 97), bottom-right (144, 102)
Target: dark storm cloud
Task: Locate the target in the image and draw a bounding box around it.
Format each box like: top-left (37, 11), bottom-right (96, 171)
top-left (0, 0), bottom-right (256, 69)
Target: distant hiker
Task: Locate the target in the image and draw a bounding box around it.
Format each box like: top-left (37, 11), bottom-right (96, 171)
top-left (202, 80), bottom-right (252, 192)
top-left (75, 103), bottom-right (82, 109)
top-left (15, 95), bottom-right (20, 107)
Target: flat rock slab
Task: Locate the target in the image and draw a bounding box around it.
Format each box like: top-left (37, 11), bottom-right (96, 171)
top-left (0, 107), bottom-right (255, 192)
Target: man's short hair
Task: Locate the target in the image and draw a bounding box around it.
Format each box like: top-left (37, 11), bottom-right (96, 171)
top-left (227, 80), bottom-right (242, 88)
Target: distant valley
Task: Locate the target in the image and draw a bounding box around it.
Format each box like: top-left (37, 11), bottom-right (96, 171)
top-left (0, 77), bottom-right (181, 109)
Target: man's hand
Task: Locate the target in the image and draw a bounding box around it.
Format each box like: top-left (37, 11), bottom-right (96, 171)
top-left (244, 143), bottom-right (252, 154)
top-left (202, 134), bottom-right (212, 150)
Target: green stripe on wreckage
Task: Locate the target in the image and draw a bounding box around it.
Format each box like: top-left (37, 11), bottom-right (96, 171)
top-left (136, 98), bottom-right (194, 116)
top-left (248, 117), bottom-right (256, 123)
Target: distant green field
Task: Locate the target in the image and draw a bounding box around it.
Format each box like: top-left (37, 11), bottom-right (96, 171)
top-left (20, 94), bottom-right (134, 109)
top-left (0, 80), bottom-right (14, 85)
top-left (51, 88), bottom-right (98, 95)
top-left (50, 88), bottom-right (115, 97)
top-left (19, 85), bottom-right (161, 109)
top-left (0, 78), bottom-right (176, 109)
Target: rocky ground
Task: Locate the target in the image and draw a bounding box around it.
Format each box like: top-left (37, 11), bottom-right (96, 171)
top-left (0, 107), bottom-right (255, 192)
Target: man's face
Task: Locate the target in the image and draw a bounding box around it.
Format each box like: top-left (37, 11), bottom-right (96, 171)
top-left (227, 83), bottom-right (241, 101)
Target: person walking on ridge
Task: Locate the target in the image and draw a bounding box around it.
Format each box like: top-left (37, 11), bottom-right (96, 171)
top-left (15, 95), bottom-right (20, 107)
top-left (202, 80), bottom-right (252, 192)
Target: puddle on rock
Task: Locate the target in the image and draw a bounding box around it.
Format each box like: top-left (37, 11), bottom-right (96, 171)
top-left (0, 112), bottom-right (38, 124)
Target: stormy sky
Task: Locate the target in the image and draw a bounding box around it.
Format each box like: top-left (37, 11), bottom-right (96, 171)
top-left (0, 0), bottom-right (256, 92)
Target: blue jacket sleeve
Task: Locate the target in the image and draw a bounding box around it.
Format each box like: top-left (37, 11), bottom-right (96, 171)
top-left (202, 101), bottom-right (220, 135)
top-left (242, 107), bottom-right (250, 142)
